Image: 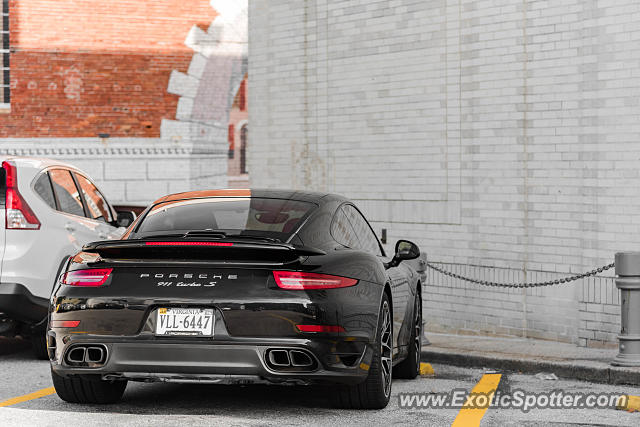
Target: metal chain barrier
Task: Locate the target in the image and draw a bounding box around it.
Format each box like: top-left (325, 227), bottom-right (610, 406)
top-left (425, 262), bottom-right (615, 288)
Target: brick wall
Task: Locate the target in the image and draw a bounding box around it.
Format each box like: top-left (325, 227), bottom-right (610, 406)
top-left (249, 0), bottom-right (639, 346)
top-left (0, 0), bottom-right (248, 203)
top-left (2, 0), bottom-right (216, 136)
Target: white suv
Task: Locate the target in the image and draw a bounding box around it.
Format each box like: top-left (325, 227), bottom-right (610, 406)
top-left (0, 157), bottom-right (135, 357)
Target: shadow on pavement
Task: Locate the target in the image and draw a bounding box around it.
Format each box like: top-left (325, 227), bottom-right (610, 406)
top-left (43, 383), bottom-right (337, 414)
top-left (0, 338), bottom-right (343, 413)
top-left (0, 337), bottom-right (31, 356)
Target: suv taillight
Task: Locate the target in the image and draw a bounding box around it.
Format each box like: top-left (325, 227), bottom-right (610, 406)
top-left (2, 161), bottom-right (40, 230)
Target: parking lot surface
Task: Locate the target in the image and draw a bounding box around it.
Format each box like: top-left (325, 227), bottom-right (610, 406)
top-left (1, 338), bottom-right (640, 426)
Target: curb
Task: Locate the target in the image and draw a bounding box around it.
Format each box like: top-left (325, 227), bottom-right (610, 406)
top-left (421, 349), bottom-right (640, 386)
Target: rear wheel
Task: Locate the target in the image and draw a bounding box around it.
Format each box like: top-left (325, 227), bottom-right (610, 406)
top-left (51, 369), bottom-right (127, 404)
top-left (30, 331), bottom-right (49, 360)
top-left (394, 289), bottom-right (422, 379)
top-left (333, 293), bottom-right (393, 409)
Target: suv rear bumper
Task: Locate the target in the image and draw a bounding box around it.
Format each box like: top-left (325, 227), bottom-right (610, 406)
top-left (0, 283), bottom-right (48, 323)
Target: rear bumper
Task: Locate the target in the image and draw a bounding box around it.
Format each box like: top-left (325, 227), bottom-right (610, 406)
top-left (50, 337), bottom-right (373, 386)
top-left (0, 283), bottom-right (48, 323)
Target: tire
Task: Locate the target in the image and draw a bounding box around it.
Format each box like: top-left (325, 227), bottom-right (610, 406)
top-left (51, 368), bottom-right (127, 404)
top-left (394, 289), bottom-right (422, 379)
top-left (333, 293), bottom-right (393, 409)
top-left (30, 330), bottom-right (49, 360)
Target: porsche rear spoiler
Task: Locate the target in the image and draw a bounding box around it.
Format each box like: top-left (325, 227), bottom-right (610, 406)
top-left (80, 239), bottom-right (326, 265)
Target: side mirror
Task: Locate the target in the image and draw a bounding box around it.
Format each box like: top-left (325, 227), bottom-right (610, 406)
top-left (385, 239), bottom-right (420, 268)
top-left (115, 211), bottom-right (136, 228)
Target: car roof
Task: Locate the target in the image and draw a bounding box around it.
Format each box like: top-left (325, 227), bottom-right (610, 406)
top-left (0, 155), bottom-right (84, 172)
top-left (153, 189), bottom-right (347, 205)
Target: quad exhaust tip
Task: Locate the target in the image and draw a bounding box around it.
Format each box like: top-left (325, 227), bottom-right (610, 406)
top-left (289, 350), bottom-right (313, 367)
top-left (65, 344), bottom-right (107, 366)
top-left (265, 348), bottom-right (316, 371)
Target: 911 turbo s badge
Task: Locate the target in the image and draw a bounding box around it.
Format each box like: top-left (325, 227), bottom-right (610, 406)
top-left (139, 273), bottom-right (237, 287)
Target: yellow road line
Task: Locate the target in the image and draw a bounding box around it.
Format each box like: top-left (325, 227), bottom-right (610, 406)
top-left (617, 395), bottom-right (640, 412)
top-left (420, 362), bottom-right (435, 376)
top-left (0, 387), bottom-right (56, 407)
top-left (452, 373), bottom-right (502, 427)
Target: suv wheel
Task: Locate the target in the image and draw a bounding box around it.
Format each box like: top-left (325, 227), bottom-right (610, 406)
top-left (30, 330), bottom-right (49, 360)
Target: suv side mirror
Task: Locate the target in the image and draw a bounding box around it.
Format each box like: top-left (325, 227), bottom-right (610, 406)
top-left (385, 239), bottom-right (420, 268)
top-left (115, 211), bottom-right (136, 228)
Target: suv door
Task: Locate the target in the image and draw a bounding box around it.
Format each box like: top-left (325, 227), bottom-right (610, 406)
top-left (18, 170), bottom-right (83, 300)
top-left (48, 169), bottom-right (110, 249)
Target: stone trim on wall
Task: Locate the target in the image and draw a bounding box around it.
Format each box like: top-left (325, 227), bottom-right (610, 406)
top-left (164, 0), bottom-right (248, 147)
top-left (0, 138), bottom-right (228, 205)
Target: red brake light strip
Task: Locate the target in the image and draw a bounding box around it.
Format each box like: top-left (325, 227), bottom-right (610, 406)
top-left (145, 241), bottom-right (234, 247)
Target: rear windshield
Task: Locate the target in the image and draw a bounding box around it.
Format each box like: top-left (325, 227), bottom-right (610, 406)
top-left (131, 197), bottom-right (316, 240)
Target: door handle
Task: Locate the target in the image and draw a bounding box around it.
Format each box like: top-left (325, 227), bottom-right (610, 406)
top-left (65, 223), bottom-right (75, 232)
top-left (99, 233), bottom-right (108, 239)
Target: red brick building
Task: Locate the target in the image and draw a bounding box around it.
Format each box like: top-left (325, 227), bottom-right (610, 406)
top-left (0, 0), bottom-right (248, 202)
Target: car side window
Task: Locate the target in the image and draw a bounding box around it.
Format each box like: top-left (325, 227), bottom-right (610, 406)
top-left (331, 207), bottom-right (359, 249)
top-left (33, 172), bottom-right (56, 210)
top-left (48, 169), bottom-right (85, 217)
top-left (74, 173), bottom-right (112, 222)
top-left (342, 205), bottom-right (383, 256)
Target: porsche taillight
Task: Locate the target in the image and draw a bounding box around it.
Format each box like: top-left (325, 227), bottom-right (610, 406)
top-left (273, 271), bottom-right (358, 290)
top-left (62, 268), bottom-right (113, 287)
top-left (3, 161), bottom-right (41, 230)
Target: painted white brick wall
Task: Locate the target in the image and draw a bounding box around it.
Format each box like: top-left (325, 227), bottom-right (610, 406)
top-left (249, 0), bottom-right (640, 346)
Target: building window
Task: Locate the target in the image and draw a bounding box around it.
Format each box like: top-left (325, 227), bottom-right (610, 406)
top-left (0, 0), bottom-right (8, 107)
top-left (228, 124), bottom-right (235, 159)
top-left (240, 124), bottom-right (248, 174)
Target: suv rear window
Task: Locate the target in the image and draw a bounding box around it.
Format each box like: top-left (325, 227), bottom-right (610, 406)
top-left (131, 197), bottom-right (316, 240)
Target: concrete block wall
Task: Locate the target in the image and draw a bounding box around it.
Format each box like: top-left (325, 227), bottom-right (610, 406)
top-left (0, 138), bottom-right (228, 204)
top-left (249, 0), bottom-right (639, 346)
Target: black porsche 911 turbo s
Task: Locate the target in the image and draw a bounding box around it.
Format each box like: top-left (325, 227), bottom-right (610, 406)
top-left (47, 189), bottom-right (423, 409)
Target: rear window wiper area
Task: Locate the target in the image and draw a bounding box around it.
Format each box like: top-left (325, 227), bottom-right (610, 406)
top-left (226, 235), bottom-right (281, 243)
top-left (141, 233), bottom-right (188, 240)
top-left (183, 230), bottom-right (228, 240)
top-left (130, 230), bottom-right (282, 244)
top-left (179, 230), bottom-right (282, 243)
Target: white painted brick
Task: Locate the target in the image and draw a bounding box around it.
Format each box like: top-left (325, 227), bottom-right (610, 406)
top-left (105, 160), bottom-right (147, 181)
top-left (167, 71), bottom-right (199, 98)
top-left (249, 0), bottom-right (639, 347)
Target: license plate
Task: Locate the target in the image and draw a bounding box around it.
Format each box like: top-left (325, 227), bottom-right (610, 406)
top-left (156, 308), bottom-right (214, 336)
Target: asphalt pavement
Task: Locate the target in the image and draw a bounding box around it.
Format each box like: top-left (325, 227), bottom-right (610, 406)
top-left (1, 337), bottom-right (640, 426)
